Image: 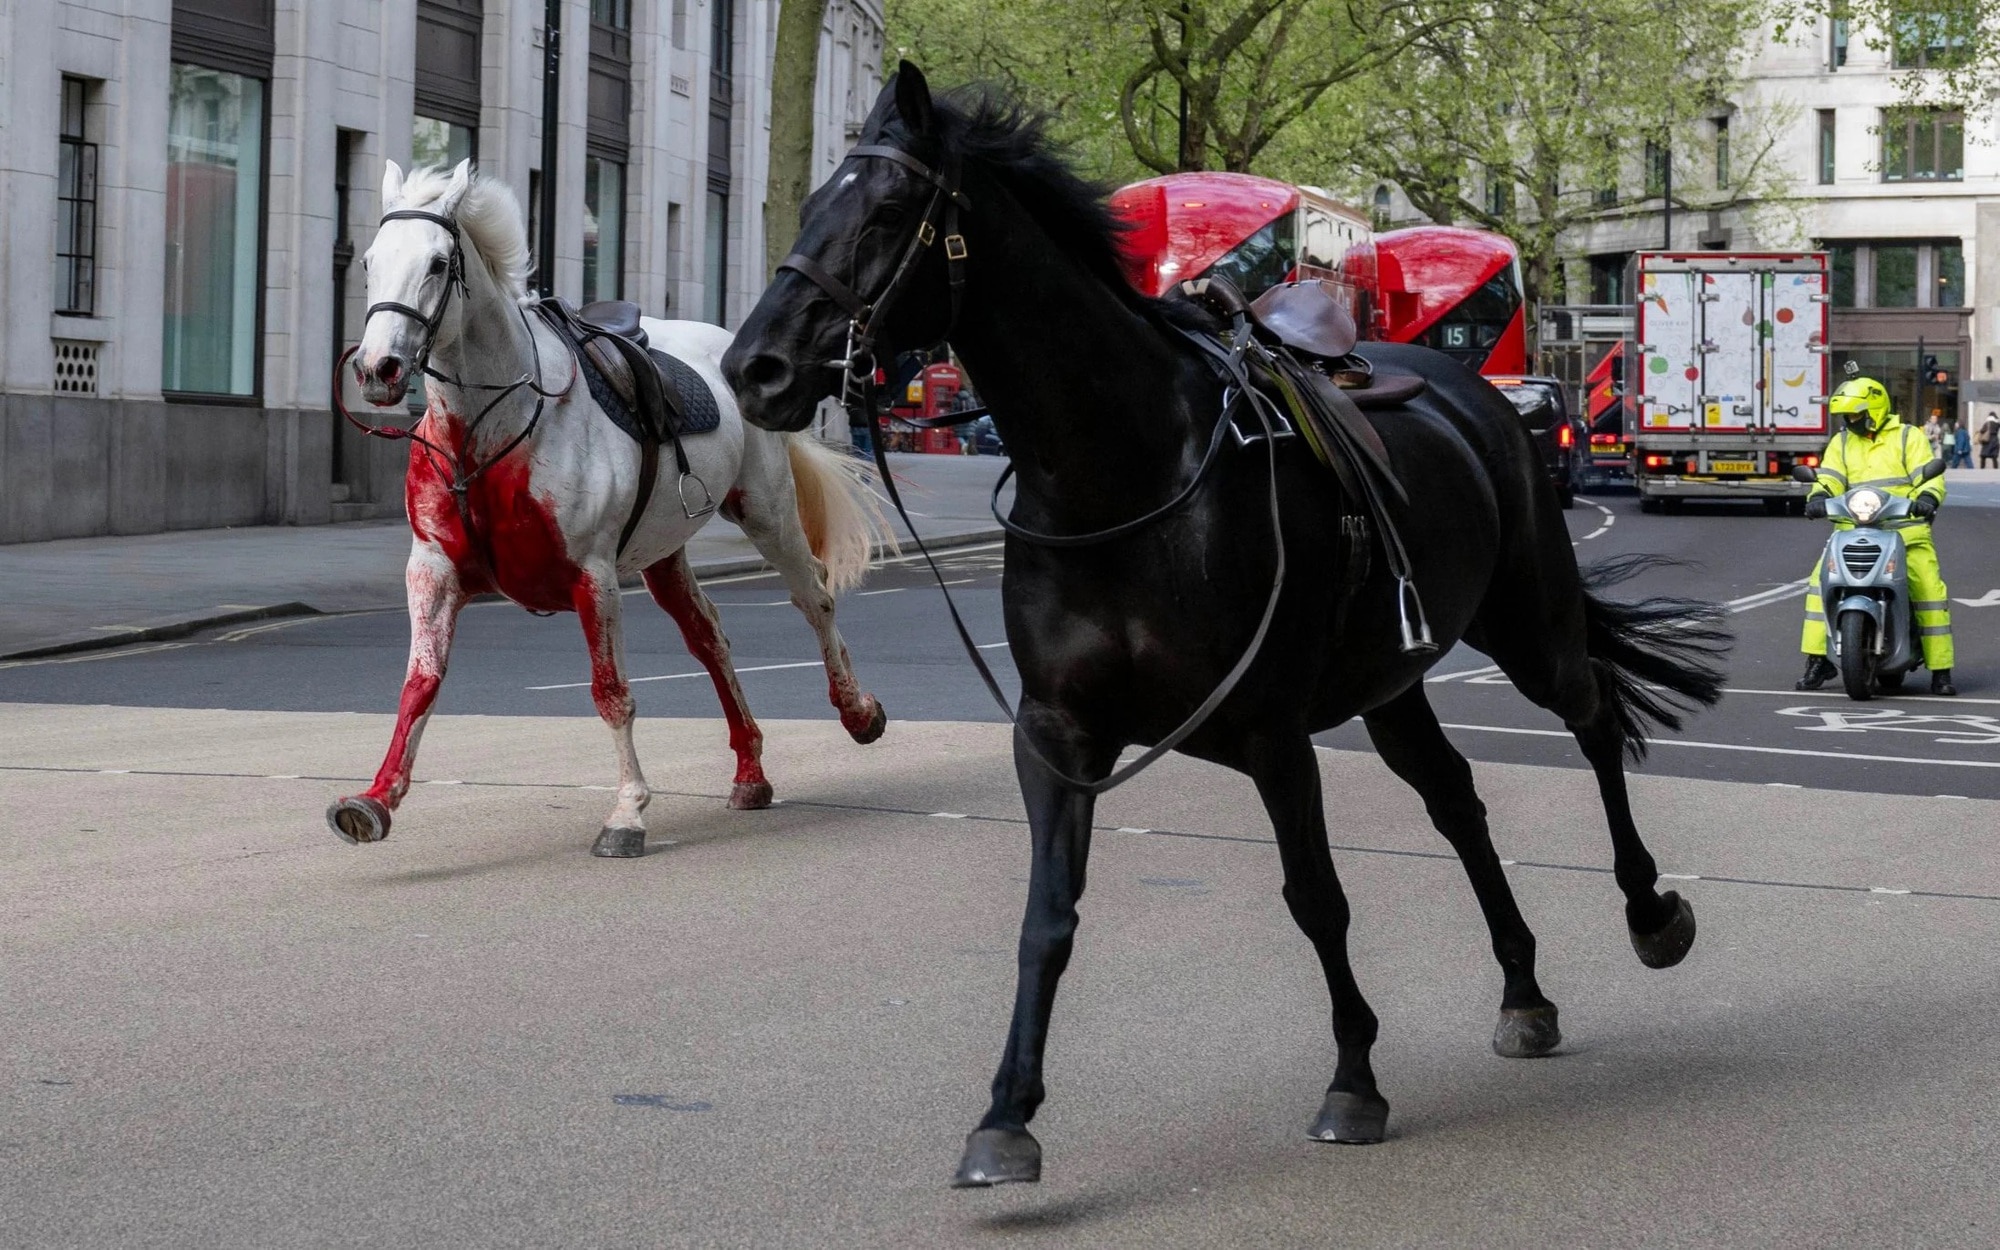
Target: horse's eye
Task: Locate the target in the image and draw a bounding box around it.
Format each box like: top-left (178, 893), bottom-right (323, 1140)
top-left (428, 256), bottom-right (448, 276)
top-left (876, 204), bottom-right (907, 228)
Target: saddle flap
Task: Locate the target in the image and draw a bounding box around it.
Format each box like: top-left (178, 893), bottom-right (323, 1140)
top-left (577, 299), bottom-right (646, 347)
top-left (1249, 280), bottom-right (1358, 360)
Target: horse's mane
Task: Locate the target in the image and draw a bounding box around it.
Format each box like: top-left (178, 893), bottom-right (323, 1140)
top-left (396, 166), bottom-right (532, 295)
top-left (931, 87), bottom-right (1168, 325)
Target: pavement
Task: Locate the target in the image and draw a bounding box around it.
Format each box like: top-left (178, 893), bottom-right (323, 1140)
top-left (0, 451), bottom-right (1010, 660)
top-left (5, 705), bottom-right (1999, 1247)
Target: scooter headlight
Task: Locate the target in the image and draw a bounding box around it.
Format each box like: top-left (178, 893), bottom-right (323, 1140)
top-left (1848, 489), bottom-right (1884, 523)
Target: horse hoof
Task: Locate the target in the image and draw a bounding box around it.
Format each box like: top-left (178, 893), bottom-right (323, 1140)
top-left (729, 780), bottom-right (775, 810)
top-left (326, 796), bottom-right (391, 845)
top-left (849, 697), bottom-right (888, 745)
top-left (1492, 1005), bottom-right (1562, 1058)
top-left (1630, 890), bottom-right (1697, 969)
top-left (592, 826), bottom-right (646, 858)
top-left (952, 1127), bottom-right (1041, 1187)
top-left (1308, 1088), bottom-right (1389, 1144)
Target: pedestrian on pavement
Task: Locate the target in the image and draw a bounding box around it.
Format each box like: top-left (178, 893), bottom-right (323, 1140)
top-left (1796, 376), bottom-right (1957, 696)
top-left (1979, 412), bottom-right (2000, 469)
top-left (1924, 413), bottom-right (1945, 459)
top-left (1951, 421), bottom-right (1974, 468)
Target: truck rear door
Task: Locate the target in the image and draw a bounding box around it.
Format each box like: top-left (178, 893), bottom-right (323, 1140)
top-left (1700, 271), bottom-right (1758, 433)
top-left (1637, 265), bottom-right (1698, 434)
top-left (1766, 266), bottom-right (1830, 435)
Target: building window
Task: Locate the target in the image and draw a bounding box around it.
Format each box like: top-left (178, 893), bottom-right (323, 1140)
top-left (1829, 14), bottom-right (1848, 68)
top-left (1371, 184), bottom-right (1391, 231)
top-left (414, 0), bottom-right (481, 165)
top-left (1874, 245), bottom-right (1917, 307)
top-left (56, 76), bottom-right (99, 316)
top-left (1935, 242), bottom-right (1963, 308)
top-left (704, 188), bottom-right (728, 326)
top-left (1817, 110), bottom-right (1836, 184)
top-left (671, 0), bottom-right (687, 49)
top-left (1891, 11), bottom-right (1969, 69)
top-left (1881, 109), bottom-right (1963, 183)
top-left (1713, 116), bottom-right (1729, 188)
top-left (411, 116), bottom-right (474, 169)
top-left (590, 0), bottom-right (630, 26)
top-left (583, 157), bottom-right (624, 302)
top-left (1829, 244), bottom-right (1856, 307)
top-left (1588, 255), bottom-right (1627, 305)
top-left (162, 63), bottom-right (265, 397)
top-left (1484, 172), bottom-right (1512, 219)
top-left (1643, 140), bottom-right (1669, 199)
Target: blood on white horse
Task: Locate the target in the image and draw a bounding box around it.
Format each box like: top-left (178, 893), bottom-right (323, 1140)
top-left (327, 159), bottom-right (891, 856)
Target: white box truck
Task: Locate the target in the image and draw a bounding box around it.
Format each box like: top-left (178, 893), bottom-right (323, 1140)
top-left (1631, 251), bottom-right (1830, 515)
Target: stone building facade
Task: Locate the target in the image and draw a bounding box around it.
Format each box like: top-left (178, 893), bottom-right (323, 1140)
top-left (1559, 18), bottom-right (1998, 428)
top-left (0, 0), bottom-right (884, 543)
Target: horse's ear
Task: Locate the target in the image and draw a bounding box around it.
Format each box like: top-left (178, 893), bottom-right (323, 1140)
top-left (893, 60), bottom-right (936, 138)
top-left (434, 159), bottom-right (474, 217)
top-left (381, 158), bottom-right (404, 208)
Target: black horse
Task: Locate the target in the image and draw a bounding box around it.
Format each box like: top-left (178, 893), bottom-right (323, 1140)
top-left (722, 64), bottom-right (1728, 1187)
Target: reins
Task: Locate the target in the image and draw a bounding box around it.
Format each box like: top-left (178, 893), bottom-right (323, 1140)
top-left (784, 139), bottom-right (1290, 797)
top-left (334, 207), bottom-right (578, 584)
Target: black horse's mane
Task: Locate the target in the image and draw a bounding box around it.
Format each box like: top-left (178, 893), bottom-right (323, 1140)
top-left (931, 87), bottom-right (1185, 329)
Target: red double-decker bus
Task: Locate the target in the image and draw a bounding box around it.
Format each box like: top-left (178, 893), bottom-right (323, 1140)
top-left (1111, 173), bottom-right (1528, 377)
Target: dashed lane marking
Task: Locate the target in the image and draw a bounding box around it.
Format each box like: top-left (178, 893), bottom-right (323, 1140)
top-left (1435, 720), bottom-right (2000, 769)
top-left (1573, 499), bottom-right (1615, 545)
top-left (7, 761), bottom-right (1991, 903)
top-left (527, 659), bottom-right (826, 691)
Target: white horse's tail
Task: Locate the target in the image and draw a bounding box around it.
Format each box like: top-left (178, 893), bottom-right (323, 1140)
top-left (784, 435), bottom-right (898, 597)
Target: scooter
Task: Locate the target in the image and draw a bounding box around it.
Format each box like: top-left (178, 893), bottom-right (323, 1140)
top-left (1793, 458), bottom-right (1945, 701)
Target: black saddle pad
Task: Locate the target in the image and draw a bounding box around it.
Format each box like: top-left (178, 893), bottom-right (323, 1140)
top-left (576, 344), bottom-right (722, 443)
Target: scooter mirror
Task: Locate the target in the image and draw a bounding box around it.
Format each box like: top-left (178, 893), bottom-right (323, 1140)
top-left (1790, 464), bottom-right (1819, 484)
top-left (1918, 457), bottom-right (1947, 483)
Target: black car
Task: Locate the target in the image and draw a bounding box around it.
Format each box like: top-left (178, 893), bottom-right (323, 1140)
top-left (1488, 375), bottom-right (1587, 509)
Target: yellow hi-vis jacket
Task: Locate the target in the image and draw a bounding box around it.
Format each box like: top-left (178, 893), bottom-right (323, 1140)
top-left (1808, 414), bottom-right (1945, 519)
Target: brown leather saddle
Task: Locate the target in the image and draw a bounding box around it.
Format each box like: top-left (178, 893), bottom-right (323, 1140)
top-left (1247, 280), bottom-right (1426, 409)
top-left (539, 298), bottom-right (720, 553)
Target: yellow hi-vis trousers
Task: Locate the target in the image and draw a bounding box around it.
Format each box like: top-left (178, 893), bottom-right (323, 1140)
top-left (1802, 525), bottom-right (1954, 669)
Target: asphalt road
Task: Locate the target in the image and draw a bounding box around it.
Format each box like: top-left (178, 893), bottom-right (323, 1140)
top-left (8, 484), bottom-right (2000, 799)
top-left (8, 483), bottom-right (2000, 1247)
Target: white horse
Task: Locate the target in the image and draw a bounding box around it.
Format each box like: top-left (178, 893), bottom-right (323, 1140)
top-left (329, 159), bottom-right (892, 857)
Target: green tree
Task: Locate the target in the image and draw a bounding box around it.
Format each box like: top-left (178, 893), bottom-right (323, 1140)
top-left (1309, 0), bottom-right (1789, 303)
top-left (886, 0), bottom-right (1461, 180)
top-left (766, 0), bottom-right (833, 277)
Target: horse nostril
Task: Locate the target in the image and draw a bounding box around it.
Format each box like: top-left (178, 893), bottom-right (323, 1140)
top-left (375, 356), bottom-right (404, 386)
top-left (739, 354), bottom-right (792, 395)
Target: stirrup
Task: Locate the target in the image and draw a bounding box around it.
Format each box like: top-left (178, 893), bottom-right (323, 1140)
top-left (1397, 576), bottom-right (1437, 656)
top-left (678, 471), bottom-right (717, 519)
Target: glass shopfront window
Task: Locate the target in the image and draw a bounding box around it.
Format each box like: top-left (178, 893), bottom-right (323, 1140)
top-left (704, 188), bottom-right (728, 326)
top-left (1936, 244), bottom-right (1964, 308)
top-left (1873, 245), bottom-right (1918, 308)
top-left (412, 115), bottom-right (474, 170)
top-left (583, 156), bottom-right (624, 303)
top-left (162, 62), bottom-right (264, 397)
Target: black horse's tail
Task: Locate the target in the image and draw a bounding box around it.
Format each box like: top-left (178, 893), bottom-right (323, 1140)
top-left (1580, 555), bottom-right (1731, 759)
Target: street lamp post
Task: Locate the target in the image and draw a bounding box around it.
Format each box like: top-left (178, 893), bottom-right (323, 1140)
top-left (535, 0), bottom-right (562, 297)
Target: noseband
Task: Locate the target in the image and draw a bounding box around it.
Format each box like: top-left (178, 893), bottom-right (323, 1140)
top-left (776, 145), bottom-right (971, 410)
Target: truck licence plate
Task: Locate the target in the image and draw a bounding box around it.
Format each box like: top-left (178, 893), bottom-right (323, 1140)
top-left (1709, 460), bottom-right (1756, 474)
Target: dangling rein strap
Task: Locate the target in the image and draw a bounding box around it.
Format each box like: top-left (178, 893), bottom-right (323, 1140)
top-left (866, 326), bottom-right (1290, 798)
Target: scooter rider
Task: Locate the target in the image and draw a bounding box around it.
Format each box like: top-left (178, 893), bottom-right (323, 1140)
top-left (1797, 376), bottom-right (1956, 695)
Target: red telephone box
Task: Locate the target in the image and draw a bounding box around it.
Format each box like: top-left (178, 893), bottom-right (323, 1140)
top-left (891, 362), bottom-right (966, 453)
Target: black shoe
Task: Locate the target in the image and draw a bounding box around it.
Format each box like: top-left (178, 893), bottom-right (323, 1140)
top-left (1796, 655), bottom-right (1837, 690)
top-left (1931, 669), bottom-right (1957, 696)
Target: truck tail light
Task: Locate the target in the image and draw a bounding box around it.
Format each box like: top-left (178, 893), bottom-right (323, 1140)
top-left (1557, 425), bottom-right (1575, 448)
top-left (1801, 454), bottom-right (1820, 468)
top-left (1769, 458), bottom-right (1779, 474)
top-left (1686, 458), bottom-right (1698, 473)
top-left (1644, 454), bottom-right (1671, 468)
top-left (1590, 433), bottom-right (1619, 446)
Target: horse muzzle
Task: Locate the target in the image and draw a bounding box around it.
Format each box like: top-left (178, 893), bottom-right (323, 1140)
top-left (356, 350), bottom-right (413, 408)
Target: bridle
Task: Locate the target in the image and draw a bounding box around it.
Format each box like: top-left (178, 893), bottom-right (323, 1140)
top-left (776, 144), bottom-right (971, 415)
top-left (777, 137), bottom-right (1290, 798)
top-left (335, 206), bottom-right (577, 582)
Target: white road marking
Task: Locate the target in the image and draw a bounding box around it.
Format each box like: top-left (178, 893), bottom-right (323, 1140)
top-left (1437, 721), bottom-right (2000, 769)
top-left (426, 778), bottom-right (463, 785)
top-left (1778, 705), bottom-right (2000, 746)
top-left (217, 616), bottom-right (324, 642)
top-left (1724, 686), bottom-right (2000, 706)
top-left (1573, 500), bottom-right (1615, 544)
top-left (1661, 873), bottom-right (1702, 880)
top-left (1427, 664), bottom-right (1502, 684)
top-left (931, 812), bottom-right (967, 820)
top-left (1870, 887), bottom-right (1911, 895)
top-left (1723, 579), bottom-right (1812, 613)
top-left (1115, 827), bottom-right (1152, 834)
top-left (711, 600), bottom-right (793, 608)
top-left (976, 641), bottom-right (1009, 650)
top-left (0, 641), bottom-right (195, 670)
top-left (1952, 589), bottom-right (2000, 607)
top-left (857, 587), bottom-right (905, 596)
top-left (527, 659), bottom-right (825, 691)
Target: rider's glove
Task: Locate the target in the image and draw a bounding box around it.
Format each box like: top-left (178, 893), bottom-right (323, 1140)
top-left (1911, 495), bottom-right (1939, 520)
top-left (1803, 495), bottom-right (1827, 520)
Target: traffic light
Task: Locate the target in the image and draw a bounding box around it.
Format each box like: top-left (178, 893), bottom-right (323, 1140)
top-left (1921, 354), bottom-right (1951, 387)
